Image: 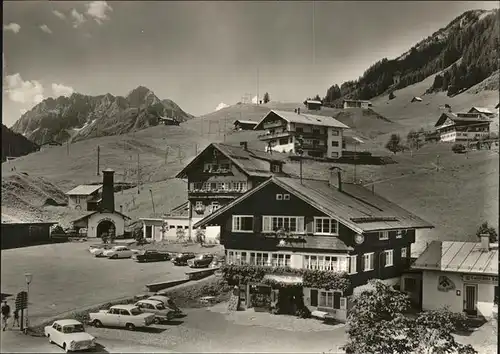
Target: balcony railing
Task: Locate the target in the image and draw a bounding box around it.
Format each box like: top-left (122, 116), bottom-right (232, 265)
top-left (302, 144), bottom-right (327, 151)
top-left (258, 131), bottom-right (292, 140)
top-left (202, 168), bottom-right (231, 174)
top-left (189, 188), bottom-right (248, 194)
top-left (263, 121), bottom-right (286, 129)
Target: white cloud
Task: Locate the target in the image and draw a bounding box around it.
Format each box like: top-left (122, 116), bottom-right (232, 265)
top-left (52, 10), bottom-right (66, 20)
top-left (5, 73), bottom-right (44, 105)
top-left (71, 9), bottom-right (86, 28)
top-left (52, 83), bottom-right (74, 97)
top-left (20, 109), bottom-right (28, 115)
top-left (40, 24), bottom-right (53, 34)
top-left (86, 1), bottom-right (113, 24)
top-left (215, 102), bottom-right (230, 111)
top-left (4, 23), bottom-right (21, 34)
top-left (252, 95), bottom-right (258, 104)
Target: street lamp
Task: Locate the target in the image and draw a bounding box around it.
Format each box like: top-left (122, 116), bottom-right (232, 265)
top-left (24, 273), bottom-right (32, 331)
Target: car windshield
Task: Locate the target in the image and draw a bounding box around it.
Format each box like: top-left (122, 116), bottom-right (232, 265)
top-left (129, 308), bottom-right (142, 316)
top-left (63, 324), bottom-right (85, 333)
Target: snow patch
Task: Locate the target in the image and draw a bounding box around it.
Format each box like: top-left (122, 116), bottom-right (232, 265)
top-left (215, 102), bottom-right (230, 111)
top-left (73, 119), bottom-right (97, 132)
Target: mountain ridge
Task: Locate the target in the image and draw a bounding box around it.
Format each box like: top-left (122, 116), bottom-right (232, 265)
top-left (10, 86), bottom-right (194, 146)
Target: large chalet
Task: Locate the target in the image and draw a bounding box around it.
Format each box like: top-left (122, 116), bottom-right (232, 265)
top-left (142, 142), bottom-right (289, 242)
top-left (434, 111), bottom-right (491, 143)
top-left (194, 170), bottom-right (433, 322)
top-left (253, 109), bottom-right (349, 159)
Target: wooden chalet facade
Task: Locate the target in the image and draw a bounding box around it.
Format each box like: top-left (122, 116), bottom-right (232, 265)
top-left (194, 171), bottom-right (433, 321)
top-left (434, 112), bottom-right (491, 143)
top-left (175, 142), bottom-right (288, 240)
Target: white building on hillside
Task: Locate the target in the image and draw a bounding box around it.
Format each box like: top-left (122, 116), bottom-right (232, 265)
top-left (253, 109), bottom-right (350, 159)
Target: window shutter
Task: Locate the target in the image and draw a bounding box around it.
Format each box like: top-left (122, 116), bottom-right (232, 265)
top-left (310, 289), bottom-right (318, 307)
top-left (262, 216), bottom-right (271, 232)
top-left (297, 217), bottom-right (305, 233)
top-left (232, 216), bottom-right (237, 231)
top-left (253, 215), bottom-right (261, 233)
top-left (340, 297), bottom-right (347, 310)
top-left (305, 217), bottom-right (314, 234)
top-left (333, 292), bottom-right (341, 309)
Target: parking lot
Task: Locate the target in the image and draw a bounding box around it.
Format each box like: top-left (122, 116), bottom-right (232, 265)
top-left (1, 241), bottom-right (189, 324)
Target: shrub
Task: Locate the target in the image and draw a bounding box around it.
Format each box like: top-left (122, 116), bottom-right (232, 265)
top-left (452, 143), bottom-right (466, 153)
top-left (295, 307), bottom-right (311, 319)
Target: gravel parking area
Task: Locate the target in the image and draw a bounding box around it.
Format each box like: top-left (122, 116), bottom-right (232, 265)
top-left (85, 307), bottom-right (348, 353)
top-left (1, 241), bottom-right (188, 324)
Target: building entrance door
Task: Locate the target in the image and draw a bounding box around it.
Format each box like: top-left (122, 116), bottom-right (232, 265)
top-left (463, 284), bottom-right (477, 316)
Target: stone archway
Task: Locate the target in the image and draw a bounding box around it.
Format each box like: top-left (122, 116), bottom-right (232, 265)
top-left (96, 219), bottom-right (115, 239)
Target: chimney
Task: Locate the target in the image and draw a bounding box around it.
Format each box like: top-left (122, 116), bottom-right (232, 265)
top-left (329, 167), bottom-right (342, 192)
top-left (480, 233), bottom-right (490, 252)
top-left (297, 107), bottom-right (301, 115)
top-left (240, 141), bottom-right (248, 150)
top-left (101, 168), bottom-right (115, 212)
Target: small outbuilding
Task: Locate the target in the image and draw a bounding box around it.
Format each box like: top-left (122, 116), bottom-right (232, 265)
top-left (234, 120), bottom-right (258, 131)
top-left (304, 100), bottom-right (322, 111)
top-left (411, 96), bottom-right (423, 103)
top-left (1, 219), bottom-right (58, 249)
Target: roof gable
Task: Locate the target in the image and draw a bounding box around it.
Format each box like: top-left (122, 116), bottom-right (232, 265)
top-left (254, 110), bottom-right (350, 130)
top-left (194, 176), bottom-right (433, 233)
top-left (66, 184), bottom-right (102, 196)
top-left (469, 107), bottom-right (492, 114)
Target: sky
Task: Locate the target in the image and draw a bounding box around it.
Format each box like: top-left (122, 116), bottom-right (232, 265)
top-left (2, 1), bottom-right (497, 127)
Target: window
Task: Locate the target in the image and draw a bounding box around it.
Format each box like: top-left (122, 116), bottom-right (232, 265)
top-left (404, 278), bottom-right (417, 293)
top-left (195, 201), bottom-right (203, 208)
top-left (276, 194), bottom-right (283, 200)
top-left (330, 152), bottom-right (339, 158)
top-left (304, 255), bottom-right (348, 271)
top-left (379, 231), bottom-right (389, 240)
top-left (331, 141), bottom-right (339, 147)
top-left (348, 255), bottom-right (357, 274)
top-left (396, 230), bottom-right (403, 238)
top-left (184, 226), bottom-right (189, 230)
top-left (211, 202), bottom-right (220, 211)
top-left (296, 127), bottom-right (304, 133)
top-left (283, 194), bottom-right (290, 200)
top-left (227, 251), bottom-right (248, 265)
top-left (401, 247), bottom-right (408, 258)
top-left (314, 217), bottom-right (339, 235)
top-left (169, 225), bottom-right (175, 229)
top-left (363, 253), bottom-right (374, 271)
top-left (262, 216), bottom-right (305, 233)
top-left (120, 309), bottom-right (130, 316)
top-left (384, 250), bottom-right (394, 267)
top-left (331, 130), bottom-right (339, 136)
top-left (232, 216), bottom-right (254, 232)
top-left (271, 164), bottom-right (281, 173)
top-left (319, 291), bottom-right (343, 309)
top-left (271, 253), bottom-right (291, 267)
top-left (249, 252), bottom-right (269, 266)
top-left (279, 138), bottom-right (288, 145)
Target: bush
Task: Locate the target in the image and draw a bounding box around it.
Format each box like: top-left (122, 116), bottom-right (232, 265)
top-left (295, 307), bottom-right (311, 319)
top-left (452, 143), bottom-right (466, 153)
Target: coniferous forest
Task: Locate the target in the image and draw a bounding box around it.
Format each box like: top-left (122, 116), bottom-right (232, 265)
top-left (323, 9), bottom-right (499, 105)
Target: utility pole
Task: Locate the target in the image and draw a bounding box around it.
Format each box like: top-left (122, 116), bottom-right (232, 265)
top-left (257, 67), bottom-right (259, 104)
top-left (165, 146), bottom-right (169, 165)
top-left (96, 145), bottom-right (100, 175)
top-left (312, 0), bottom-right (316, 66)
top-left (137, 153), bottom-right (140, 194)
top-left (178, 146), bottom-right (182, 164)
top-left (354, 142), bottom-right (357, 184)
top-left (195, 143), bottom-right (198, 155)
top-left (436, 154), bottom-right (440, 172)
top-left (149, 189), bottom-right (156, 216)
top-left (66, 141), bottom-right (70, 156)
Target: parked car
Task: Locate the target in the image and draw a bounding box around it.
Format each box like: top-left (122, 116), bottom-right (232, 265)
top-left (103, 245), bottom-right (134, 259)
top-left (44, 319), bottom-right (96, 352)
top-left (90, 244), bottom-right (113, 257)
top-left (188, 254), bottom-right (214, 268)
top-left (89, 305), bottom-right (155, 331)
top-left (209, 255), bottom-right (226, 268)
top-left (172, 252), bottom-right (196, 266)
top-left (132, 250), bottom-right (170, 263)
top-left (134, 299), bottom-right (176, 323)
top-left (148, 295), bottom-right (183, 316)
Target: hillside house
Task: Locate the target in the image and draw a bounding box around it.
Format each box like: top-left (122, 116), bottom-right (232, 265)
top-left (72, 169), bottom-right (130, 238)
top-left (343, 100), bottom-right (372, 109)
top-left (194, 171), bottom-right (433, 322)
top-left (434, 112), bottom-right (491, 143)
top-left (66, 184), bottom-right (102, 211)
top-left (253, 109), bottom-right (349, 159)
top-left (468, 107), bottom-right (495, 118)
top-left (411, 96), bottom-right (423, 103)
top-left (304, 100), bottom-right (322, 111)
top-left (174, 142), bottom-right (289, 241)
top-left (234, 120), bottom-right (258, 131)
top-left (159, 116), bottom-right (180, 126)
top-left (404, 238), bottom-right (498, 319)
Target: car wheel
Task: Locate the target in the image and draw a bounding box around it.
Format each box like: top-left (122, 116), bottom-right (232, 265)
top-left (92, 320), bottom-right (103, 328)
top-left (126, 323), bottom-right (136, 331)
top-left (154, 317), bottom-right (161, 324)
top-left (111, 254), bottom-right (118, 259)
top-left (62, 343), bottom-right (67, 352)
top-left (47, 334), bottom-right (53, 344)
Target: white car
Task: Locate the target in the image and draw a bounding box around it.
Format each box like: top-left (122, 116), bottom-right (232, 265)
top-left (89, 244), bottom-right (112, 257)
top-left (103, 245), bottom-right (134, 259)
top-left (89, 305), bottom-right (155, 330)
top-left (44, 319), bottom-right (96, 352)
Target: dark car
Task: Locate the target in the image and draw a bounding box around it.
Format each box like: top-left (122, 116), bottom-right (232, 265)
top-left (188, 254), bottom-right (214, 268)
top-left (209, 255), bottom-right (226, 268)
top-left (132, 250), bottom-right (170, 263)
top-left (172, 252), bottom-right (196, 266)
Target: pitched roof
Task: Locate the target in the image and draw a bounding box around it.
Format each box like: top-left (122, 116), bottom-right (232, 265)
top-left (234, 120), bottom-right (258, 125)
top-left (254, 110), bottom-right (350, 130)
top-left (469, 107), bottom-right (493, 114)
top-left (434, 112), bottom-right (491, 127)
top-left (194, 176), bottom-right (433, 233)
top-left (411, 241), bottom-right (498, 275)
top-left (175, 143), bottom-right (288, 179)
top-left (72, 210), bottom-right (131, 223)
top-left (66, 184), bottom-right (102, 196)
top-left (343, 99), bottom-right (372, 103)
top-left (305, 100), bottom-right (322, 105)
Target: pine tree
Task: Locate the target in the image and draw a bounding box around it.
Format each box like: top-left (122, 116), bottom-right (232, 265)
top-left (263, 92), bottom-right (270, 104)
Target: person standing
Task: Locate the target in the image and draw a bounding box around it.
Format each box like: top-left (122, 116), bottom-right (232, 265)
top-left (1, 300), bottom-right (11, 331)
top-left (12, 308), bottom-right (19, 328)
